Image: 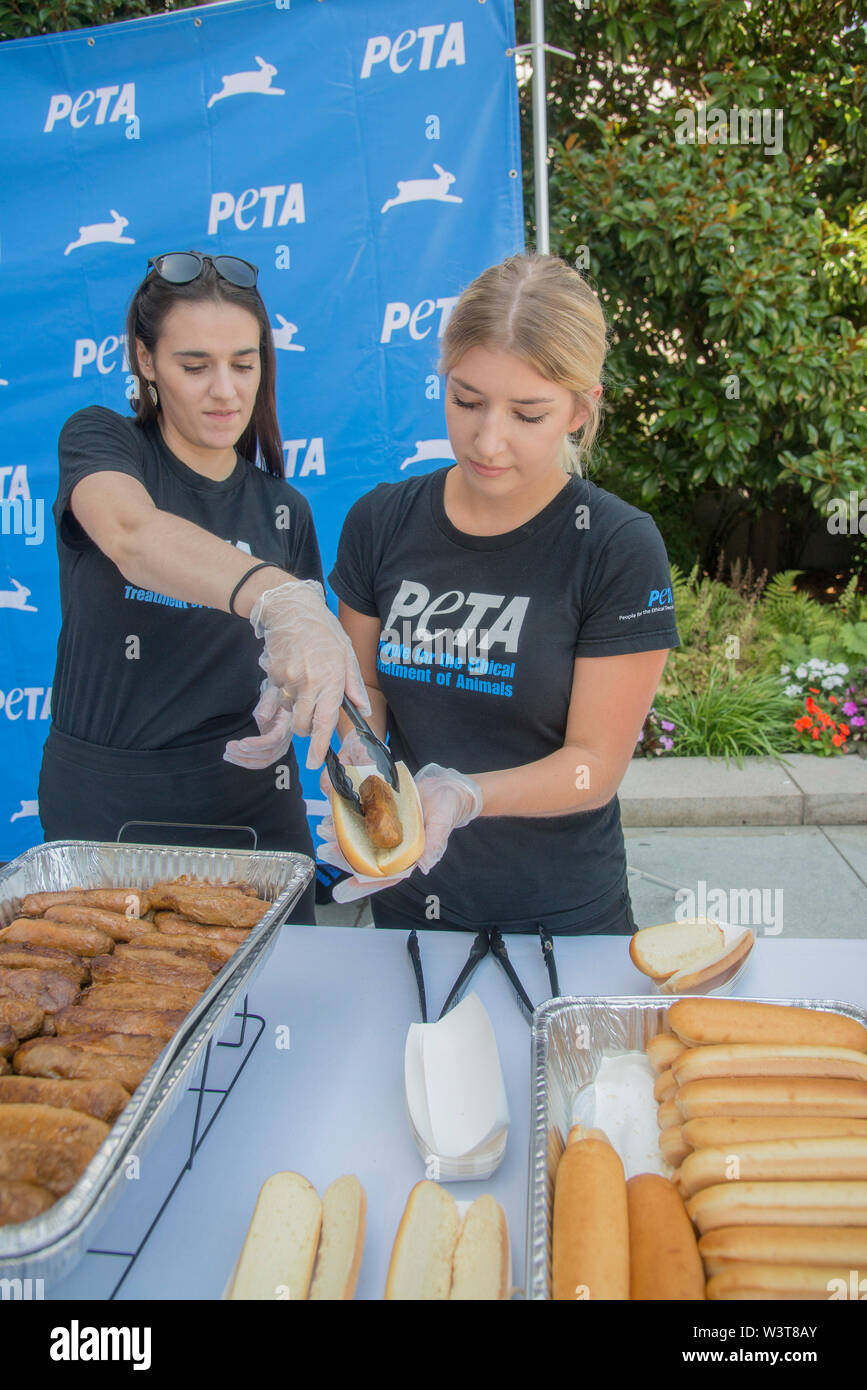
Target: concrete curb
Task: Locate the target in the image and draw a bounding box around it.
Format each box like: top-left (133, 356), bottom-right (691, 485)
top-left (620, 753), bottom-right (867, 827)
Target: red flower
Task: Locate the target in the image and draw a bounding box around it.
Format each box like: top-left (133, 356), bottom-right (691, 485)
top-left (839, 723), bottom-right (850, 737)
top-left (829, 695), bottom-right (838, 705)
top-left (808, 687), bottom-right (821, 694)
top-left (832, 733), bottom-right (844, 747)
top-left (811, 728), bottom-right (820, 739)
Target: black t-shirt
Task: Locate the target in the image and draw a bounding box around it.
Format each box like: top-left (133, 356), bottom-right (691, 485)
top-left (329, 468), bottom-right (680, 932)
top-left (51, 406), bottom-right (323, 749)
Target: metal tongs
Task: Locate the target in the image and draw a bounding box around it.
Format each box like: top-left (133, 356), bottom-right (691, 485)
top-left (325, 695), bottom-right (399, 813)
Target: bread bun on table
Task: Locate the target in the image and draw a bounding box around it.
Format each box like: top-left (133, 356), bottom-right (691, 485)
top-left (627, 1173), bottom-right (705, 1300)
top-left (308, 1175), bottom-right (366, 1301)
top-left (552, 1134), bottom-right (629, 1300)
top-left (329, 763), bottom-right (425, 878)
top-left (385, 1180), bottom-right (459, 1300)
top-left (229, 1171), bottom-right (322, 1300)
top-left (449, 1194), bottom-right (510, 1301)
top-left (660, 931), bottom-right (755, 994)
top-left (629, 918), bottom-right (725, 982)
top-left (385, 1183), bottom-right (511, 1300)
top-left (667, 998), bottom-right (867, 1051)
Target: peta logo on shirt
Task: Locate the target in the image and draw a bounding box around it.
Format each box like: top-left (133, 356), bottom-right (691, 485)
top-left (648, 587), bottom-right (674, 608)
top-left (383, 580), bottom-right (529, 653)
top-left (360, 23), bottom-right (466, 79)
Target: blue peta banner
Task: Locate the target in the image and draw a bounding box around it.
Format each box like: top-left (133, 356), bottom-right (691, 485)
top-left (0, 0), bottom-right (523, 860)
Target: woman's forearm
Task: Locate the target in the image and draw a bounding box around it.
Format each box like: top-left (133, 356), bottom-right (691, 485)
top-left (115, 508), bottom-right (291, 616)
top-left (474, 745), bottom-right (622, 818)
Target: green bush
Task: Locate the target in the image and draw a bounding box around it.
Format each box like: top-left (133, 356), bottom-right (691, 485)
top-left (656, 667), bottom-right (797, 764)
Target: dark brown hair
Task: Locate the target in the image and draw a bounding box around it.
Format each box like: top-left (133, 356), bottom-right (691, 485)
top-left (125, 256), bottom-right (284, 478)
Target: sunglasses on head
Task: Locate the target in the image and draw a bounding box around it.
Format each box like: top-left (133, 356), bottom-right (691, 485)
top-left (147, 251), bottom-right (259, 289)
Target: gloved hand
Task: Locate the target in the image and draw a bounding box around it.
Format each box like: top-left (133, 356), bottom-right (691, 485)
top-left (249, 579), bottom-right (370, 770)
top-left (316, 762), bottom-right (483, 903)
top-left (223, 679), bottom-right (294, 770)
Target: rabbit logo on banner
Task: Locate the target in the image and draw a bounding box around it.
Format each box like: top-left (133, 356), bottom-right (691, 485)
top-left (0, 580), bottom-right (37, 613)
top-left (64, 210), bottom-right (134, 256)
top-left (208, 57), bottom-right (285, 107)
top-left (381, 165), bottom-right (463, 214)
top-left (400, 441), bottom-right (456, 471)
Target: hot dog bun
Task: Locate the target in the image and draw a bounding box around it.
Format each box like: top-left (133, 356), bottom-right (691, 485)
top-left (628, 917), bottom-right (724, 982)
top-left (552, 1135), bottom-right (629, 1300)
top-left (706, 1261), bottom-right (861, 1300)
top-left (627, 1173), bottom-right (705, 1300)
top-left (676, 1137), bottom-right (867, 1197)
top-left (682, 1115), bottom-right (867, 1148)
top-left (659, 1125), bottom-right (691, 1167)
top-left (698, 1224), bottom-right (867, 1270)
top-left (229, 1171), bottom-right (322, 1300)
top-left (646, 1032), bottom-right (687, 1074)
top-left (672, 1043), bottom-right (867, 1086)
top-left (307, 1175), bottom-right (366, 1301)
top-left (686, 1181), bottom-right (867, 1232)
top-left (667, 998), bottom-right (867, 1052)
top-left (385, 1180), bottom-right (460, 1300)
top-left (330, 763), bottom-right (425, 878)
top-left (676, 1076), bottom-right (867, 1119)
top-left (660, 930), bottom-right (755, 994)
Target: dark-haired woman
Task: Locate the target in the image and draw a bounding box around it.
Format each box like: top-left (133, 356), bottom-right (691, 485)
top-left (38, 252), bottom-right (366, 921)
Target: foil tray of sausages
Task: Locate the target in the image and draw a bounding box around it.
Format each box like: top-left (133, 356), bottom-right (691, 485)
top-left (0, 839), bottom-right (312, 1284)
top-left (526, 994), bottom-right (867, 1301)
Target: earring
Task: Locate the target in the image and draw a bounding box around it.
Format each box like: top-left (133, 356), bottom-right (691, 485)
top-left (147, 381), bottom-right (159, 408)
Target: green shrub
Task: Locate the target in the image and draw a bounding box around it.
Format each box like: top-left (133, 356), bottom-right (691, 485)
top-left (656, 667), bottom-right (796, 764)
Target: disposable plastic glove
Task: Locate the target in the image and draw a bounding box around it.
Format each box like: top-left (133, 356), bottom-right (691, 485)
top-left (249, 579), bottom-right (370, 770)
top-left (316, 762), bottom-right (483, 903)
top-left (223, 679), bottom-right (294, 770)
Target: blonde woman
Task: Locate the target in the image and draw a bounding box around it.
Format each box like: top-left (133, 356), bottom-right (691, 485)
top-left (319, 254), bottom-right (680, 934)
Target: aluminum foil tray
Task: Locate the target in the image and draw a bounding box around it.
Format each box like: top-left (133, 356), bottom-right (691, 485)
top-left (526, 993), bottom-right (867, 1301)
top-left (0, 839), bottom-right (313, 1285)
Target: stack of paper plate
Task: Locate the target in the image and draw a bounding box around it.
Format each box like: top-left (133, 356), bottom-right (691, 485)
top-left (404, 993), bottom-right (510, 1181)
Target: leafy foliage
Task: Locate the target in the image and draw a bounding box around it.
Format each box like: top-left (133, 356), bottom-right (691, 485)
top-left (0, 0), bottom-right (198, 41)
top-left (515, 0), bottom-right (867, 562)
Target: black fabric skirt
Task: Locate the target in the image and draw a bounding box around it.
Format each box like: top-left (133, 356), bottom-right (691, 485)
top-left (38, 724), bottom-right (316, 924)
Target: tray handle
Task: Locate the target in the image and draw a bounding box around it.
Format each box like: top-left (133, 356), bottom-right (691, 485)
top-left (116, 820), bottom-right (258, 851)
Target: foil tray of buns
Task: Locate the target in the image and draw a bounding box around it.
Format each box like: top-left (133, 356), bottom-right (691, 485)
top-left (0, 839), bottom-right (312, 1284)
top-left (526, 994), bottom-right (867, 1300)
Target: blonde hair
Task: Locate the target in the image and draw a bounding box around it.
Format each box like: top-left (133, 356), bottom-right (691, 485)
top-left (438, 253), bottom-right (607, 474)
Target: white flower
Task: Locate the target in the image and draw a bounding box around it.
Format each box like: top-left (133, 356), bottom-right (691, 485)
top-left (795, 665), bottom-right (808, 678)
top-left (784, 684), bottom-right (802, 698)
top-left (822, 676), bottom-right (844, 690)
top-left (808, 658), bottom-right (825, 669)
top-left (779, 664), bottom-right (791, 676)
top-left (835, 663), bottom-right (850, 675)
